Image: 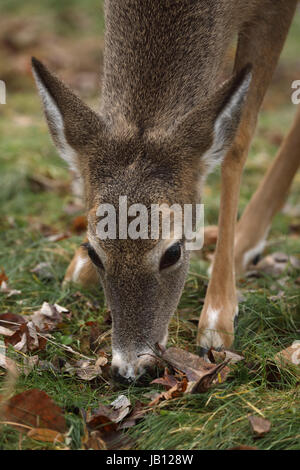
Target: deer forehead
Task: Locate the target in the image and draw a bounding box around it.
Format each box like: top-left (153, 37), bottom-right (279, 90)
top-left (87, 218), bottom-right (182, 270)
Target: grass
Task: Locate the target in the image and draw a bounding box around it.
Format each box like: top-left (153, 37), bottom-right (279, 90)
top-left (0, 1), bottom-right (299, 451)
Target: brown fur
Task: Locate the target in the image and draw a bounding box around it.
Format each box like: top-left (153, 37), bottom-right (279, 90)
top-left (32, 0), bottom-right (298, 380)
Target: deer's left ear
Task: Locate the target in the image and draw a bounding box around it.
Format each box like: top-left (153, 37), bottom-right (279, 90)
top-left (172, 64), bottom-right (252, 173)
top-left (203, 64), bottom-right (252, 171)
top-left (32, 57), bottom-right (104, 171)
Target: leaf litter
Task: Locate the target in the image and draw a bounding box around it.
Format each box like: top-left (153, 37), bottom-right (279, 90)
top-left (0, 298), bottom-right (294, 448)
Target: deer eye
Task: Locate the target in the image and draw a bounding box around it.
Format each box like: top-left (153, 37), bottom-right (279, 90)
top-left (160, 242), bottom-right (182, 270)
top-left (82, 243), bottom-right (104, 270)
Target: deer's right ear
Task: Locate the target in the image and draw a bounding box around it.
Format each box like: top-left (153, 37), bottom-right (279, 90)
top-left (32, 57), bottom-right (103, 171)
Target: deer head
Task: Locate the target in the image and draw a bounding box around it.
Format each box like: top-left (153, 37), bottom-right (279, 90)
top-left (32, 57), bottom-right (251, 383)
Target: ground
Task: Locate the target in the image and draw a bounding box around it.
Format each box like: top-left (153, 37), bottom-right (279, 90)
top-left (0, 0), bottom-right (299, 450)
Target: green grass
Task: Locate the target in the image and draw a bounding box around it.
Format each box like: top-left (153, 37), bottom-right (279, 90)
top-left (0, 2), bottom-right (299, 451)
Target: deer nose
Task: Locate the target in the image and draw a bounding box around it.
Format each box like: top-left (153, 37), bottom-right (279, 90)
top-left (111, 351), bottom-right (158, 385)
top-left (110, 365), bottom-right (134, 385)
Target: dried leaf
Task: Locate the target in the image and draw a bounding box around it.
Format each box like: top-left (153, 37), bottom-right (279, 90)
top-left (1, 389), bottom-right (67, 433)
top-left (111, 395), bottom-right (131, 411)
top-left (87, 396), bottom-right (132, 429)
top-left (149, 378), bottom-right (188, 406)
top-left (0, 326), bottom-right (15, 337)
top-left (23, 355), bottom-right (39, 376)
top-left (119, 401), bottom-right (147, 429)
top-left (0, 313), bottom-right (45, 353)
top-left (275, 341), bottom-right (300, 367)
top-left (73, 359), bottom-right (103, 381)
top-left (161, 347), bottom-right (215, 381)
top-left (151, 368), bottom-right (178, 390)
top-left (30, 302), bottom-right (64, 333)
top-left (84, 429), bottom-right (134, 450)
top-left (84, 430), bottom-right (107, 450)
top-left (27, 428), bottom-right (65, 443)
top-left (85, 403), bottom-right (135, 449)
top-left (86, 403), bottom-right (119, 432)
top-left (248, 415), bottom-right (271, 437)
top-left (0, 281), bottom-right (21, 297)
top-left (95, 355), bottom-right (108, 368)
top-left (30, 262), bottom-right (54, 281)
top-left (185, 361), bottom-right (230, 394)
top-left (162, 347), bottom-right (231, 390)
top-left (208, 348), bottom-right (244, 365)
top-left (110, 395), bottom-right (131, 423)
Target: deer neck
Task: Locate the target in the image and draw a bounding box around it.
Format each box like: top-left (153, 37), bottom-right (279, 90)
top-left (100, 0), bottom-right (238, 133)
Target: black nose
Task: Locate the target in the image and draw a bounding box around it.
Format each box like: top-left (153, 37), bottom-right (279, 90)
top-left (110, 365), bottom-right (134, 386)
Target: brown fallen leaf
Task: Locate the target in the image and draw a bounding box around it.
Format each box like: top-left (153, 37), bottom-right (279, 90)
top-left (248, 415), bottom-right (271, 438)
top-left (84, 430), bottom-right (107, 450)
top-left (0, 325), bottom-right (15, 337)
top-left (159, 347), bottom-right (231, 393)
top-left (85, 401), bottom-right (134, 450)
top-left (208, 348), bottom-right (244, 365)
top-left (0, 281), bottom-right (21, 297)
top-left (87, 396), bottom-right (132, 430)
top-left (23, 355), bottom-right (39, 376)
top-left (0, 267), bottom-right (21, 296)
top-left (1, 389), bottom-right (67, 433)
top-left (30, 302), bottom-right (67, 333)
top-left (0, 351), bottom-right (19, 375)
top-left (72, 359), bottom-right (103, 381)
top-left (275, 341), bottom-right (300, 367)
top-left (27, 427), bottom-right (65, 444)
top-left (161, 347), bottom-right (215, 381)
top-left (151, 368), bottom-right (178, 390)
top-left (84, 429), bottom-right (134, 450)
top-left (185, 361), bottom-right (230, 394)
top-left (110, 395), bottom-right (131, 423)
top-left (30, 262), bottom-right (54, 281)
top-left (0, 313), bottom-right (46, 353)
top-left (119, 400), bottom-right (148, 429)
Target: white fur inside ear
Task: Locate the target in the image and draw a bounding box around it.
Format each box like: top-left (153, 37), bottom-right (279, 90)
top-left (33, 68), bottom-right (77, 171)
top-left (203, 72), bottom-right (252, 174)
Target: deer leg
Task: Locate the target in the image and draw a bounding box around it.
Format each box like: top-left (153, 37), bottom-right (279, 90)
top-left (197, 0), bottom-right (297, 352)
top-left (234, 106), bottom-right (300, 275)
top-left (63, 239), bottom-right (99, 287)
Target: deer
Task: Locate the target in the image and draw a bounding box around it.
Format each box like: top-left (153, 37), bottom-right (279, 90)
top-left (32, 0), bottom-right (300, 384)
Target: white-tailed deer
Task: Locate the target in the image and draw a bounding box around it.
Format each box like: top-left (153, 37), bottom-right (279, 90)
top-left (32, 0), bottom-right (299, 383)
